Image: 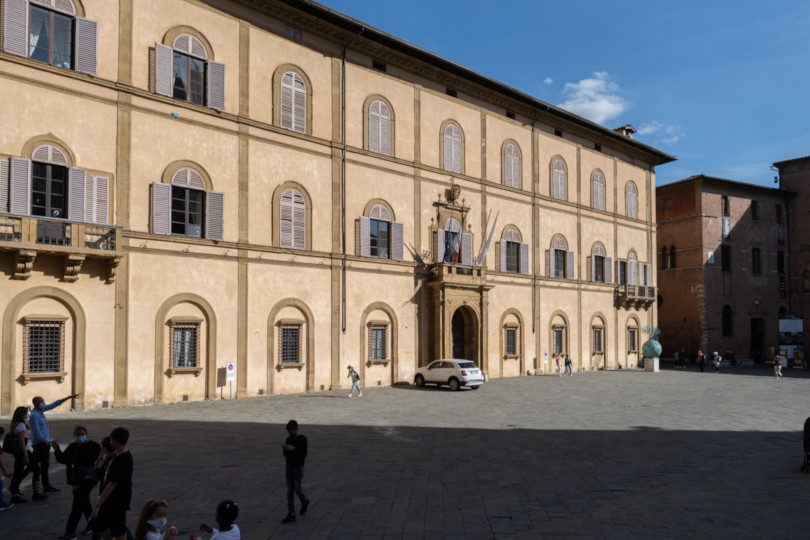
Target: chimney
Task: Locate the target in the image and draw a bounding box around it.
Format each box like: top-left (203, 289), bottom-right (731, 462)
top-left (614, 124), bottom-right (636, 139)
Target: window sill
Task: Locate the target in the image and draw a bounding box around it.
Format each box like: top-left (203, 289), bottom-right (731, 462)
top-left (20, 372), bottom-right (67, 385)
top-left (165, 367), bottom-right (203, 378)
top-left (503, 355), bottom-right (520, 360)
top-left (276, 362), bottom-right (305, 372)
top-left (366, 360), bottom-right (389, 367)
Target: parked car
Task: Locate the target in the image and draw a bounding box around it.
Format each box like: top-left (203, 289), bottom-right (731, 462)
top-left (414, 359), bottom-right (485, 391)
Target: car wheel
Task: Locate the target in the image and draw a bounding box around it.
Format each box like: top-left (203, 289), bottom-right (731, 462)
top-left (448, 378), bottom-right (460, 391)
top-left (415, 374), bottom-right (425, 387)
top-left (470, 385), bottom-right (479, 390)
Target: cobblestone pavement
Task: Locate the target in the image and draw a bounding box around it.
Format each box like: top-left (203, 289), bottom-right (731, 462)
top-left (2, 364), bottom-right (809, 539)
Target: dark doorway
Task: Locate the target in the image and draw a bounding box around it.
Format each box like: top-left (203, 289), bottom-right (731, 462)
top-left (750, 318), bottom-right (764, 363)
top-left (452, 309), bottom-right (466, 359)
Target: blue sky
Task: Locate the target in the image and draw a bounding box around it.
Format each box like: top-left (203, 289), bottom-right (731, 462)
top-left (320, 0), bottom-right (810, 187)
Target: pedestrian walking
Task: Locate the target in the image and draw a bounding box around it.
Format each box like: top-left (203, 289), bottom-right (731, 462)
top-left (92, 427), bottom-right (133, 540)
top-left (555, 354), bottom-right (562, 376)
top-left (53, 426), bottom-right (102, 540)
top-left (134, 499), bottom-right (177, 540)
top-left (90, 437), bottom-right (133, 540)
top-left (673, 350), bottom-right (680, 369)
top-left (713, 351), bottom-right (722, 373)
top-left (564, 355), bottom-right (573, 376)
top-left (8, 406), bottom-right (43, 503)
top-left (200, 500), bottom-right (240, 539)
top-left (697, 350), bottom-right (705, 372)
top-left (30, 393), bottom-right (79, 495)
top-left (0, 427), bottom-right (14, 511)
top-left (774, 354), bottom-right (784, 379)
top-left (281, 420), bottom-right (309, 524)
top-left (347, 365), bottom-right (363, 398)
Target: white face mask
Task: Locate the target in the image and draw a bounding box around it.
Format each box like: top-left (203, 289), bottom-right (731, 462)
top-left (148, 517), bottom-right (167, 530)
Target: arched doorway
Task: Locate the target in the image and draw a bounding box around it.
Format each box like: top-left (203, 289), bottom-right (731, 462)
top-left (451, 306), bottom-right (478, 363)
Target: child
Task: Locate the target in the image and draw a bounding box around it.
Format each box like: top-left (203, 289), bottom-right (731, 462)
top-left (134, 499), bottom-right (177, 540)
top-left (347, 365), bottom-right (363, 398)
top-left (0, 427), bottom-right (13, 510)
top-left (200, 500), bottom-right (240, 539)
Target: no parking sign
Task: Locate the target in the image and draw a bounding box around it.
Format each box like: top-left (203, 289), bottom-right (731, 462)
top-left (226, 362), bottom-right (236, 382)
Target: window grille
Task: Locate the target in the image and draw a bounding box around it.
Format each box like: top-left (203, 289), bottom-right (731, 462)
top-left (280, 323), bottom-right (302, 364)
top-left (369, 325), bottom-right (388, 361)
top-left (24, 320), bottom-right (65, 374)
top-left (553, 326), bottom-right (566, 354)
top-left (171, 322), bottom-right (200, 368)
top-left (593, 327), bottom-right (604, 353)
top-left (505, 326), bottom-right (518, 356)
top-left (628, 328), bottom-right (638, 352)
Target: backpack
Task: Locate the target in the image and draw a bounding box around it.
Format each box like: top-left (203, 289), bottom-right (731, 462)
top-left (355, 370), bottom-right (361, 380)
top-left (3, 430), bottom-right (20, 456)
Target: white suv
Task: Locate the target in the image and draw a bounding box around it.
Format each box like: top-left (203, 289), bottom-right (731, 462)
top-left (414, 359), bottom-right (485, 391)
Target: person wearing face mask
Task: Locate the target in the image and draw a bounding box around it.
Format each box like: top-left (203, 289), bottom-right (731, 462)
top-left (53, 426), bottom-right (102, 540)
top-left (29, 393), bottom-right (79, 496)
top-left (134, 499), bottom-right (177, 540)
top-left (8, 406), bottom-right (43, 503)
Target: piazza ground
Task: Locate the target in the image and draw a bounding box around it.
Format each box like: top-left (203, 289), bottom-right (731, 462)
top-left (3, 365), bottom-right (809, 539)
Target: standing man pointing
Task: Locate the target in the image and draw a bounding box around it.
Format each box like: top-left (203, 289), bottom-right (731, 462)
top-left (30, 393), bottom-right (79, 494)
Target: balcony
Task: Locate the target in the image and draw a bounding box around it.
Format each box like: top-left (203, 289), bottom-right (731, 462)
top-left (616, 283), bottom-right (656, 307)
top-left (0, 214), bottom-right (122, 282)
top-left (429, 263), bottom-right (488, 287)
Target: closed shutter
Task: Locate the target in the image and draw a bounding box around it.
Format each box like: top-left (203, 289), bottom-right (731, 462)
top-left (379, 103), bottom-right (391, 156)
top-left (292, 75), bottom-right (306, 133)
top-left (0, 159), bottom-right (8, 212)
top-left (566, 250), bottom-right (575, 280)
top-left (391, 221), bottom-right (404, 261)
top-left (85, 175), bottom-right (109, 224)
top-left (369, 101), bottom-right (380, 153)
top-left (67, 167), bottom-right (86, 221)
top-left (452, 138), bottom-right (462, 174)
top-left (443, 131), bottom-right (453, 171)
top-left (75, 18), bottom-right (98, 75)
top-left (495, 241), bottom-right (502, 272)
top-left (279, 190), bottom-right (293, 248)
top-left (605, 257), bottom-right (612, 283)
top-left (436, 228), bottom-right (445, 262)
top-left (280, 73), bottom-right (293, 129)
top-left (461, 233), bottom-right (472, 266)
top-left (520, 243), bottom-right (529, 274)
top-left (155, 43), bottom-right (174, 97)
top-left (587, 256), bottom-right (593, 281)
top-left (546, 249), bottom-right (553, 277)
top-left (207, 61), bottom-right (226, 110)
top-left (357, 216), bottom-right (370, 257)
top-left (9, 157), bottom-right (30, 215)
top-left (205, 191), bottom-right (224, 240)
top-left (3, 0), bottom-right (28, 57)
top-left (292, 200), bottom-right (305, 249)
top-left (150, 182), bottom-right (171, 234)
top-left (505, 144), bottom-right (519, 188)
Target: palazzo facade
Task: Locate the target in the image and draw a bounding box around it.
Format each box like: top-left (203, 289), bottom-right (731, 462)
top-left (0, 0), bottom-right (673, 412)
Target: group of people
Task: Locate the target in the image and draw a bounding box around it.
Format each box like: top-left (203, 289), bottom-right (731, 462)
top-left (554, 354), bottom-right (573, 376)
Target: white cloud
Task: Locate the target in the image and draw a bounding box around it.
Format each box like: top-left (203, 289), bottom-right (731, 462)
top-left (544, 77), bottom-right (553, 85)
top-left (637, 121), bottom-right (684, 145)
top-left (559, 71), bottom-right (626, 125)
top-left (637, 121), bottom-right (663, 136)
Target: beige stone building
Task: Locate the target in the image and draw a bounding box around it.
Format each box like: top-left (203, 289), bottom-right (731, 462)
top-left (0, 0), bottom-right (673, 413)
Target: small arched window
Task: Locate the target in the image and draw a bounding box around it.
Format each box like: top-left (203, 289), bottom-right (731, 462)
top-left (552, 159), bottom-right (567, 200)
top-left (626, 182), bottom-right (638, 219)
top-left (368, 100), bottom-right (392, 155)
top-left (592, 171), bottom-right (605, 210)
top-left (722, 305), bottom-right (733, 336)
top-left (503, 144), bottom-right (521, 188)
top-left (280, 189), bottom-right (306, 249)
top-left (548, 236), bottom-right (571, 279)
top-left (443, 124), bottom-right (463, 173)
top-left (498, 228), bottom-right (528, 274)
top-left (357, 203), bottom-right (404, 261)
top-left (154, 33), bottom-right (225, 110)
top-left (150, 166), bottom-right (223, 240)
top-left (281, 71), bottom-right (307, 133)
top-left (589, 243), bottom-right (610, 283)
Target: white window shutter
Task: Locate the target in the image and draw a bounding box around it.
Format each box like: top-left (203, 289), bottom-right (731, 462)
top-left (520, 243), bottom-right (529, 274)
top-left (443, 132), bottom-right (453, 171)
top-left (3, 0), bottom-right (28, 57)
top-left (358, 216), bottom-right (370, 257)
top-left (279, 192), bottom-right (293, 248)
top-left (380, 103), bottom-right (391, 156)
top-left (587, 256), bottom-right (593, 281)
top-left (205, 191), bottom-right (224, 240)
top-left (75, 18), bottom-right (98, 75)
top-left (207, 61), bottom-right (226, 110)
top-left (546, 249), bottom-right (553, 277)
top-left (391, 221), bottom-right (404, 261)
top-left (452, 139), bottom-right (462, 174)
top-left (293, 75), bottom-right (306, 133)
top-left (150, 182), bottom-right (171, 234)
top-left (605, 257), bottom-right (612, 283)
top-left (86, 176), bottom-right (109, 224)
top-left (9, 157), bottom-right (30, 215)
top-left (436, 228), bottom-right (445, 262)
top-left (155, 43), bottom-right (174, 97)
top-left (292, 204), bottom-right (305, 249)
top-left (67, 167), bottom-right (86, 221)
top-left (280, 73), bottom-right (293, 129)
top-left (0, 159), bottom-right (8, 212)
top-left (461, 233), bottom-right (472, 266)
top-left (566, 250), bottom-right (575, 280)
top-left (496, 242), bottom-right (503, 272)
top-left (369, 101), bottom-right (381, 153)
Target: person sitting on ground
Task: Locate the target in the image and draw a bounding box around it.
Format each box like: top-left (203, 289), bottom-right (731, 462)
top-left (200, 499), bottom-right (240, 539)
top-left (134, 499), bottom-right (177, 540)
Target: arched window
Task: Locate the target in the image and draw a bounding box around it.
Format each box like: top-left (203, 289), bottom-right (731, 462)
top-left (592, 317), bottom-right (605, 354)
top-left (627, 252), bottom-right (638, 285)
top-left (29, 144), bottom-right (69, 219)
top-left (722, 305), bottom-right (733, 336)
top-left (503, 143), bottom-right (521, 188)
top-left (150, 166), bottom-right (223, 240)
top-left (368, 100), bottom-right (392, 155)
top-left (280, 189), bottom-right (306, 249)
top-left (548, 236), bottom-right (570, 279)
top-left (4, 0), bottom-right (98, 75)
top-left (154, 33), bottom-right (225, 109)
top-left (661, 246), bottom-right (669, 270)
top-left (280, 71), bottom-right (307, 133)
top-left (589, 244), bottom-right (609, 283)
top-left (552, 158), bottom-right (567, 200)
top-left (498, 228), bottom-right (528, 274)
top-left (592, 171), bottom-right (605, 210)
top-left (550, 314), bottom-right (568, 356)
top-left (443, 123), bottom-right (463, 173)
top-left (669, 244), bottom-right (677, 269)
top-left (357, 203), bottom-right (404, 261)
top-left (626, 182), bottom-right (638, 219)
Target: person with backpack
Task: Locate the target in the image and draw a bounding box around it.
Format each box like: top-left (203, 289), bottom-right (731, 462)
top-left (53, 426), bottom-right (102, 540)
top-left (347, 365), bottom-right (363, 398)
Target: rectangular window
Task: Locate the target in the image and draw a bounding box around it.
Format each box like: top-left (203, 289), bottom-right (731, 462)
top-left (173, 51), bottom-right (206, 105)
top-left (29, 6), bottom-right (73, 69)
top-left (628, 328), bottom-right (638, 352)
top-left (553, 326), bottom-right (565, 354)
top-left (171, 323), bottom-right (199, 368)
top-left (24, 320), bottom-right (65, 374)
top-left (721, 245), bottom-right (731, 271)
top-left (618, 261), bottom-right (627, 285)
top-left (752, 248), bottom-right (761, 274)
top-left (751, 200), bottom-right (759, 220)
top-left (506, 241), bottom-right (519, 273)
top-left (284, 25), bottom-right (302, 40)
top-left (554, 249), bottom-right (566, 278)
top-left (31, 162), bottom-right (68, 219)
top-left (505, 327), bottom-right (517, 356)
top-left (171, 186), bottom-right (204, 237)
top-left (370, 219), bottom-right (390, 258)
top-left (593, 327), bottom-right (604, 354)
top-left (369, 325), bottom-right (387, 361)
top-left (280, 323), bottom-right (302, 364)
top-left (594, 255), bottom-right (605, 283)
top-left (777, 250), bottom-right (785, 275)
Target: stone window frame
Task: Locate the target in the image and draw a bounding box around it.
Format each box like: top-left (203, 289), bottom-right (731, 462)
top-left (166, 317), bottom-right (203, 377)
top-left (277, 318), bottom-right (305, 370)
top-left (363, 94), bottom-right (396, 157)
top-left (272, 64), bottom-right (313, 135)
top-left (367, 320), bottom-right (389, 364)
top-left (439, 119), bottom-right (465, 174)
top-left (21, 315), bottom-right (67, 383)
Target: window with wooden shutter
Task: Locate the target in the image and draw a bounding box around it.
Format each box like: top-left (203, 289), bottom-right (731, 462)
top-left (23, 318), bottom-right (66, 374)
top-left (0, 159), bottom-right (9, 212)
top-left (170, 321), bottom-right (200, 368)
top-left (369, 205), bottom-right (391, 259)
top-left (279, 322), bottom-right (302, 364)
top-left (504, 143), bottom-right (520, 188)
top-left (626, 182), bottom-right (638, 219)
top-left (84, 175), bottom-right (109, 224)
top-left (443, 124), bottom-right (462, 173)
top-left (280, 188), bottom-right (305, 249)
top-left (369, 323), bottom-right (388, 361)
top-left (605, 257), bottom-right (613, 283)
top-left (154, 42), bottom-right (174, 97)
top-left (628, 252), bottom-right (638, 285)
top-left (356, 216), bottom-right (370, 257)
top-left (8, 157), bottom-right (31, 215)
top-left (435, 228), bottom-right (445, 263)
top-left (204, 191), bottom-right (224, 240)
top-left (281, 71), bottom-right (306, 133)
top-left (592, 244), bottom-right (606, 282)
top-left (150, 182), bottom-right (171, 235)
top-left (28, 3), bottom-right (76, 69)
top-left (3, 0), bottom-right (29, 57)
top-left (504, 229), bottom-right (520, 273)
top-left (552, 159), bottom-right (567, 200)
top-left (390, 221), bottom-right (404, 261)
top-left (519, 243), bottom-right (529, 275)
top-left (207, 61), bottom-right (225, 110)
top-left (74, 16), bottom-right (97, 75)
top-left (551, 236), bottom-right (567, 278)
top-left (67, 167), bottom-right (86, 221)
top-left (592, 171), bottom-right (605, 210)
top-left (369, 100), bottom-right (391, 155)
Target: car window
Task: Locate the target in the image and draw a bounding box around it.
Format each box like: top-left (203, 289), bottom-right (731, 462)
top-left (428, 361), bottom-right (440, 370)
top-left (458, 362), bottom-right (476, 369)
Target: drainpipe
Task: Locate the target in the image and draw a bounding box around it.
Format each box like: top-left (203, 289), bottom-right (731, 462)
top-left (530, 107), bottom-right (547, 335)
top-left (341, 27), bottom-right (365, 333)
